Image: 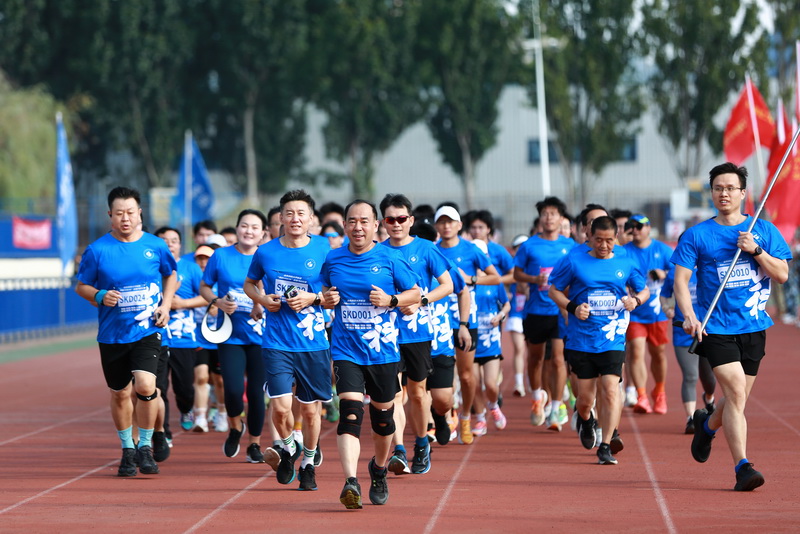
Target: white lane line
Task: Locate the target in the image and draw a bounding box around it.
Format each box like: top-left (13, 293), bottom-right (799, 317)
top-left (626, 413), bottom-right (677, 534)
top-left (0, 407), bottom-right (108, 447)
top-left (423, 443), bottom-right (476, 534)
top-left (749, 395), bottom-right (800, 437)
top-left (0, 460), bottom-right (117, 516)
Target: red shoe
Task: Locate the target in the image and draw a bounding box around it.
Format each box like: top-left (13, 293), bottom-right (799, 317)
top-left (652, 392), bottom-right (667, 414)
top-left (633, 395), bottom-right (653, 414)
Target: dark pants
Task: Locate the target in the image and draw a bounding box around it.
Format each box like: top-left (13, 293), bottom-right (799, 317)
top-left (169, 348), bottom-right (197, 415)
top-left (217, 343), bottom-right (266, 437)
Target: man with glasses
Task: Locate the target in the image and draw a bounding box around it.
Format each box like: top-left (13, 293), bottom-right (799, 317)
top-left (672, 162), bottom-right (791, 491)
top-left (623, 214), bottom-right (673, 415)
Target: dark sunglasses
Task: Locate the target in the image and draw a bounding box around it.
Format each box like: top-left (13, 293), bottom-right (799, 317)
top-left (384, 215), bottom-right (410, 225)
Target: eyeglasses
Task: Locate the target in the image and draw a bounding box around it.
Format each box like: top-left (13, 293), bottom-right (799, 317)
top-left (384, 215), bottom-right (410, 225)
top-left (712, 186), bottom-right (744, 194)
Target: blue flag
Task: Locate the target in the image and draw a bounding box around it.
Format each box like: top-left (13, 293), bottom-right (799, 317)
top-left (56, 112), bottom-right (77, 276)
top-left (171, 133), bottom-right (214, 226)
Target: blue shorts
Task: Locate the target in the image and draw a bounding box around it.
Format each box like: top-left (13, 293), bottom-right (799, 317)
top-left (263, 348), bottom-right (333, 403)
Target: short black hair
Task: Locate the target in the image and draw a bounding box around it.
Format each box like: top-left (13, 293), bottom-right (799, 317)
top-left (220, 226), bottom-right (236, 236)
top-left (709, 162), bottom-right (747, 189)
top-left (193, 219), bottom-right (217, 235)
top-left (319, 201), bottom-right (345, 218)
top-left (578, 203), bottom-right (608, 227)
top-left (280, 189), bottom-right (315, 212)
top-left (379, 193), bottom-right (413, 218)
top-left (412, 204), bottom-right (435, 225)
top-left (410, 221), bottom-right (437, 242)
top-left (154, 226), bottom-right (182, 242)
top-left (321, 221), bottom-right (344, 236)
top-left (590, 215), bottom-right (617, 234)
top-left (267, 206), bottom-right (281, 221)
top-left (236, 208), bottom-right (267, 228)
top-left (345, 199), bottom-right (378, 220)
top-left (535, 196), bottom-right (567, 217)
top-left (610, 208), bottom-right (632, 220)
top-left (107, 186), bottom-right (140, 209)
top-left (470, 209), bottom-right (495, 234)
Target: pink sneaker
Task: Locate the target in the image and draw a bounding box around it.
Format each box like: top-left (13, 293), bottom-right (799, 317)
top-left (472, 420), bottom-right (488, 437)
top-left (489, 407), bottom-right (507, 430)
top-left (633, 394), bottom-right (653, 414)
top-left (652, 392), bottom-right (667, 414)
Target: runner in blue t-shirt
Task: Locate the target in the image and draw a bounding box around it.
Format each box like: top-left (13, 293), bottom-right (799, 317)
top-left (76, 186), bottom-right (178, 477)
top-left (671, 163), bottom-right (791, 491)
top-left (321, 200), bottom-right (420, 510)
top-left (244, 190), bottom-right (335, 491)
top-left (180, 220), bottom-right (217, 264)
top-left (549, 216), bottom-right (648, 466)
top-left (467, 209), bottom-right (515, 285)
top-left (200, 209), bottom-right (268, 463)
top-left (472, 282), bottom-right (510, 436)
top-left (660, 261), bottom-right (716, 434)
top-left (434, 204), bottom-right (500, 445)
top-left (513, 196), bottom-right (575, 430)
top-left (506, 234), bottom-right (530, 398)
top-left (379, 194), bottom-right (453, 476)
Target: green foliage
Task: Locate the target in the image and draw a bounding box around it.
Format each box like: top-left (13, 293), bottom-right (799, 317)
top-left (641, 0), bottom-right (769, 179)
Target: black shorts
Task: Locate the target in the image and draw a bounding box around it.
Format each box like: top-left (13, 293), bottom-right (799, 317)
top-left (523, 314), bottom-right (560, 345)
top-left (427, 356), bottom-right (455, 390)
top-left (333, 360), bottom-right (400, 404)
top-left (98, 332), bottom-right (162, 391)
top-left (207, 348), bottom-right (221, 374)
top-left (399, 341), bottom-right (434, 382)
top-left (565, 349), bottom-right (625, 380)
top-left (195, 348), bottom-right (210, 367)
top-left (474, 354), bottom-right (502, 366)
top-left (155, 345), bottom-right (170, 393)
top-left (695, 331), bottom-right (766, 376)
top-left (452, 328), bottom-right (478, 352)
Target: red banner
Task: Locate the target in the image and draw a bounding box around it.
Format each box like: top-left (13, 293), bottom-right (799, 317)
top-left (12, 216), bottom-right (52, 250)
top-left (723, 79), bottom-right (774, 165)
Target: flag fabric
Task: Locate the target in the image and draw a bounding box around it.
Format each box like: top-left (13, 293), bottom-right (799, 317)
top-left (171, 134), bottom-right (214, 227)
top-left (13, 216), bottom-right (53, 250)
top-left (56, 112), bottom-right (77, 275)
top-left (766, 100), bottom-right (791, 184)
top-left (763, 108), bottom-right (800, 242)
top-left (796, 41), bottom-right (800, 124)
top-left (723, 78), bottom-right (775, 165)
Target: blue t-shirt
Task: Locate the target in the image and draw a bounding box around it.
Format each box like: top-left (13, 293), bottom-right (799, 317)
top-left (508, 283), bottom-right (526, 319)
top-left (246, 235), bottom-right (330, 352)
top-left (77, 232), bottom-right (177, 344)
top-left (166, 259), bottom-right (204, 348)
top-left (383, 238), bottom-right (451, 344)
top-left (515, 235), bottom-right (575, 316)
top-left (550, 248), bottom-right (646, 353)
top-left (437, 238), bottom-right (492, 329)
top-left (661, 267), bottom-right (697, 347)
top-left (670, 216), bottom-right (792, 335)
top-left (475, 284), bottom-right (508, 358)
top-left (202, 245), bottom-right (264, 345)
top-left (624, 239), bottom-right (673, 324)
top-left (431, 265), bottom-right (466, 358)
top-left (321, 243), bottom-right (419, 365)
top-left (487, 241), bottom-right (514, 275)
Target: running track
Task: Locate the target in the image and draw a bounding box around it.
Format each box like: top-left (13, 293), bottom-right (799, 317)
top-left (1, 326), bottom-right (800, 532)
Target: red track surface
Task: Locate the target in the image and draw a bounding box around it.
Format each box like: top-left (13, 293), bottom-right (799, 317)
top-left (2, 325), bottom-right (800, 533)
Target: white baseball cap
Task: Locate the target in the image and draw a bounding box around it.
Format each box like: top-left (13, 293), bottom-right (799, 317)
top-left (434, 206), bottom-right (461, 223)
top-left (205, 233), bottom-right (228, 248)
top-left (512, 234), bottom-right (529, 248)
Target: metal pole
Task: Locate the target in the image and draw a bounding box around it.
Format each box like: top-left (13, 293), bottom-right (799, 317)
top-left (532, 0), bottom-right (550, 197)
top-left (184, 130), bottom-right (193, 253)
top-left (690, 124), bottom-right (800, 353)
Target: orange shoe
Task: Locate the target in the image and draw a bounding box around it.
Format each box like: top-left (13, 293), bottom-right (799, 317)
top-left (458, 418), bottom-right (474, 445)
top-left (652, 392), bottom-right (667, 414)
top-left (633, 394), bottom-right (653, 414)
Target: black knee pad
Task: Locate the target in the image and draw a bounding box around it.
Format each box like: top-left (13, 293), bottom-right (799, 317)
top-left (369, 404), bottom-right (395, 436)
top-left (337, 399), bottom-right (364, 438)
top-left (136, 390), bottom-right (158, 402)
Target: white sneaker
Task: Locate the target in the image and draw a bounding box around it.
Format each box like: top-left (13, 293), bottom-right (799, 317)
top-left (624, 387), bottom-right (638, 407)
top-left (214, 412), bottom-right (229, 433)
top-left (595, 426), bottom-right (603, 448)
top-left (570, 410), bottom-right (579, 432)
top-left (193, 416), bottom-right (209, 433)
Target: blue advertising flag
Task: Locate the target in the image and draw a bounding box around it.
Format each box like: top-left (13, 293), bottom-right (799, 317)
top-left (171, 133), bottom-right (215, 226)
top-left (56, 112), bottom-right (77, 276)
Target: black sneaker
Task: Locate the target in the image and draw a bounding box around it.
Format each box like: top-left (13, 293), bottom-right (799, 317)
top-left (117, 448), bottom-right (137, 477)
top-left (705, 397), bottom-right (716, 415)
top-left (298, 464), bottom-right (318, 491)
top-left (691, 409), bottom-right (714, 463)
top-left (339, 477), bottom-right (362, 509)
top-left (411, 442), bottom-right (431, 474)
top-left (136, 445), bottom-right (159, 474)
top-left (314, 445), bottom-right (323, 468)
top-left (387, 448), bottom-right (410, 475)
top-left (246, 443), bottom-right (265, 464)
top-left (368, 457), bottom-right (389, 505)
top-left (223, 422), bottom-right (246, 458)
top-left (276, 445), bottom-right (300, 485)
top-left (578, 414), bottom-right (597, 450)
top-left (684, 416), bottom-right (695, 435)
top-left (152, 431), bottom-right (170, 463)
top-left (734, 463), bottom-right (765, 491)
top-left (597, 443), bottom-right (618, 465)
top-left (432, 411), bottom-right (451, 445)
top-left (610, 429), bottom-right (624, 454)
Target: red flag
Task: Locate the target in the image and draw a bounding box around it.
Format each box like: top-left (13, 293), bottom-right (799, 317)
top-left (723, 78), bottom-right (775, 165)
top-left (12, 216), bottom-right (52, 249)
top-left (795, 41), bottom-right (800, 124)
top-left (764, 113), bottom-right (800, 242)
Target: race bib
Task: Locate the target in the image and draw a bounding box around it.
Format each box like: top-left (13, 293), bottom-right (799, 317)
top-left (117, 284), bottom-right (158, 314)
top-left (587, 290), bottom-right (620, 317)
top-left (340, 303), bottom-right (380, 331)
top-left (227, 288), bottom-right (254, 313)
top-left (538, 266), bottom-right (553, 291)
top-left (274, 278), bottom-right (310, 300)
top-left (715, 258), bottom-right (753, 289)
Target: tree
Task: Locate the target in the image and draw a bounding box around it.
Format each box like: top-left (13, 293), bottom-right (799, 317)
top-left (416, 0), bottom-right (522, 209)
top-left (528, 0), bottom-right (643, 210)
top-left (641, 0), bottom-right (769, 183)
top-left (308, 0), bottom-right (424, 198)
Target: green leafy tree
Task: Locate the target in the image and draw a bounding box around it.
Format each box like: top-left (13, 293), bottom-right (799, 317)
top-left (416, 0), bottom-right (522, 209)
top-left (641, 0), bottom-right (769, 182)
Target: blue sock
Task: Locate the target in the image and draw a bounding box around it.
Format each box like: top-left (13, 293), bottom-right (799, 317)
top-left (394, 444), bottom-right (406, 454)
top-left (735, 458), bottom-right (749, 473)
top-left (415, 436), bottom-right (429, 448)
top-left (703, 418), bottom-right (716, 436)
top-left (138, 428), bottom-right (154, 448)
top-left (118, 426), bottom-right (134, 449)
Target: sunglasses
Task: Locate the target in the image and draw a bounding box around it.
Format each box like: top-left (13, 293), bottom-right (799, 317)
top-left (384, 215), bottom-right (410, 225)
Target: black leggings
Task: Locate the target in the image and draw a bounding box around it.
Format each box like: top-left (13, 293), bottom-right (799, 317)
top-left (217, 343), bottom-right (266, 437)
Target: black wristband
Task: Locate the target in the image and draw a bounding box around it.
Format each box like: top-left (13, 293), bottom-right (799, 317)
top-left (313, 293), bottom-right (321, 306)
top-left (633, 296), bottom-right (642, 306)
top-left (210, 297), bottom-right (219, 306)
top-left (566, 300), bottom-right (579, 316)
top-left (389, 295), bottom-right (398, 307)
top-left (459, 321), bottom-right (469, 327)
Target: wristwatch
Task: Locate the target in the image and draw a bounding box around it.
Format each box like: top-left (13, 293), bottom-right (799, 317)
top-left (389, 295), bottom-right (399, 307)
top-left (421, 295), bottom-right (429, 306)
top-left (752, 246), bottom-right (763, 257)
top-left (458, 321), bottom-right (469, 327)
top-left (469, 275), bottom-right (478, 285)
